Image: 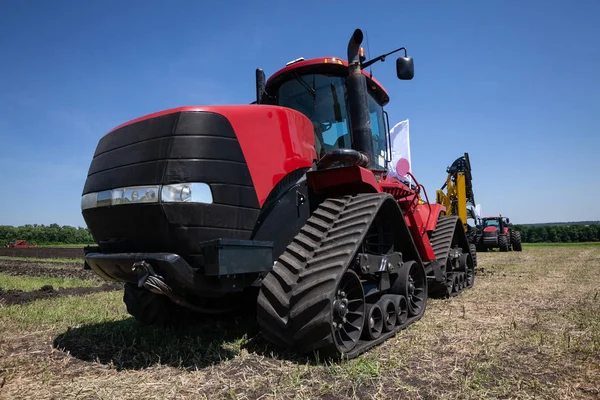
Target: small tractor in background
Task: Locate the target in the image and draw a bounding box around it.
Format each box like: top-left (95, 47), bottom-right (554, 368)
top-left (5, 240), bottom-right (36, 248)
top-left (476, 215), bottom-right (522, 252)
top-left (81, 28), bottom-right (477, 359)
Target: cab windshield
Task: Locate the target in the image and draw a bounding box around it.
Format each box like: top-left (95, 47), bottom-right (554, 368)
top-left (276, 73), bottom-right (388, 169)
top-left (483, 219), bottom-right (500, 229)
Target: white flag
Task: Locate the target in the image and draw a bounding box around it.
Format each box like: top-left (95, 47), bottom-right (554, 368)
top-left (387, 119), bottom-right (411, 183)
top-left (475, 204), bottom-right (482, 218)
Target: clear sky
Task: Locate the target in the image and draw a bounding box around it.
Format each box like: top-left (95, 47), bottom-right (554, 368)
top-left (1, 0), bottom-right (599, 227)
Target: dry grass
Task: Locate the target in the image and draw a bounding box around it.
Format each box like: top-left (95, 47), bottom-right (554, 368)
top-left (0, 273), bottom-right (100, 291)
top-left (0, 245), bottom-right (599, 399)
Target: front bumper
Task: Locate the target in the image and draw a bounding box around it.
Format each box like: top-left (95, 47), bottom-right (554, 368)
top-left (482, 232), bottom-right (498, 247)
top-left (84, 239), bottom-right (273, 296)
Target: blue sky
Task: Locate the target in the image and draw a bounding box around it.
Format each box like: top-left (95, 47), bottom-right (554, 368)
top-left (1, 0), bottom-right (598, 227)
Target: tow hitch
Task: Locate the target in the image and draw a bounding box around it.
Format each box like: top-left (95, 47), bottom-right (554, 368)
top-left (131, 260), bottom-right (234, 314)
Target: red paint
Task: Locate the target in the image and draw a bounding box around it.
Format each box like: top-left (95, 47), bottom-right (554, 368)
top-left (217, 105), bottom-right (317, 206)
top-left (266, 57), bottom-right (390, 105)
top-left (307, 165), bottom-right (382, 195)
top-left (379, 179), bottom-right (440, 262)
top-left (483, 226), bottom-right (497, 233)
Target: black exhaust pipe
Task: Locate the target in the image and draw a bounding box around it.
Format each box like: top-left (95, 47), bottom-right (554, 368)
top-left (256, 68), bottom-right (266, 104)
top-left (346, 29), bottom-right (374, 169)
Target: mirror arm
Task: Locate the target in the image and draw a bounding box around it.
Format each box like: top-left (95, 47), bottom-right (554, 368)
top-left (361, 47), bottom-right (407, 69)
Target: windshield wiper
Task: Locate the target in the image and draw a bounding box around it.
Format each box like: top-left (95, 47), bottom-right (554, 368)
top-left (292, 72), bottom-right (316, 99)
top-left (331, 83), bottom-right (343, 122)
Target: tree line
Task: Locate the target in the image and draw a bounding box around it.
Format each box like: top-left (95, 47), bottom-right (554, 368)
top-left (512, 224), bottom-right (600, 243)
top-left (1, 222), bottom-right (599, 246)
top-left (0, 224), bottom-right (94, 245)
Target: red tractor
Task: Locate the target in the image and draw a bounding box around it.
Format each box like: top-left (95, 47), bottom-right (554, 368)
top-left (81, 29), bottom-right (475, 359)
top-left (476, 216), bottom-right (522, 252)
top-left (5, 240), bottom-right (36, 248)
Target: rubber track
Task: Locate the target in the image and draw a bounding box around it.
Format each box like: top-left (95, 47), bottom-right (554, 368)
top-left (257, 193), bottom-right (413, 358)
top-left (429, 215), bottom-right (460, 270)
top-left (428, 215), bottom-right (465, 297)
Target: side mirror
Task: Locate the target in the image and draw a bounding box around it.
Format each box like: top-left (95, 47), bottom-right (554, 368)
top-left (506, 218), bottom-right (510, 224)
top-left (396, 56), bottom-right (414, 80)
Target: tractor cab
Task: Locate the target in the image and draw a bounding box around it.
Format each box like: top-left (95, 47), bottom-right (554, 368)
top-left (260, 58), bottom-right (390, 169)
top-left (255, 30), bottom-right (414, 172)
top-left (481, 216), bottom-right (510, 233)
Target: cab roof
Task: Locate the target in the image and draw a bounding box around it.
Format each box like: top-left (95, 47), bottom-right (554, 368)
top-left (265, 57), bottom-right (390, 106)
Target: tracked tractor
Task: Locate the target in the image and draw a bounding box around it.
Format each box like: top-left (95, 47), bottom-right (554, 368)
top-left (476, 216), bottom-right (522, 252)
top-left (81, 29), bottom-right (475, 359)
top-left (436, 153), bottom-right (478, 267)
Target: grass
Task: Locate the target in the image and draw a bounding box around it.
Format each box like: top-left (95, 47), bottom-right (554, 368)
top-left (0, 273), bottom-right (100, 292)
top-left (0, 256), bottom-right (83, 263)
top-left (0, 246), bottom-right (599, 399)
top-left (523, 241), bottom-right (600, 247)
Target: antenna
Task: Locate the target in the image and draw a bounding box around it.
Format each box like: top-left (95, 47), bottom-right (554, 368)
top-left (366, 30), bottom-right (373, 78)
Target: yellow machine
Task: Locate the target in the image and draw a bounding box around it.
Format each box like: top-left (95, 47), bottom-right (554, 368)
top-left (436, 153), bottom-right (476, 234)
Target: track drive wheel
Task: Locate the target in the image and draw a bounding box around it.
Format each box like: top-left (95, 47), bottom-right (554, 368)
top-left (332, 269), bottom-right (366, 353)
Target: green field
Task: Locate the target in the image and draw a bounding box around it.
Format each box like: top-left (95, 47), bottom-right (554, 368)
top-left (523, 242), bottom-right (600, 247)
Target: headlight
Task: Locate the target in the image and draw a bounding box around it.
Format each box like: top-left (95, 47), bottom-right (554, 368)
top-left (117, 186), bottom-right (159, 205)
top-left (81, 182), bottom-right (212, 211)
top-left (161, 183), bottom-right (213, 204)
top-left (81, 193), bottom-right (97, 210)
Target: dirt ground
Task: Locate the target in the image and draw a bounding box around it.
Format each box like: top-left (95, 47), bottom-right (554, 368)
top-left (0, 245), bottom-right (599, 399)
top-left (0, 247), bottom-right (84, 259)
top-left (0, 259), bottom-right (99, 281)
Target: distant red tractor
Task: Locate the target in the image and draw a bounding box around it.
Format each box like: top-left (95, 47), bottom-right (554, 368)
top-left (475, 216), bottom-right (522, 252)
top-left (5, 240), bottom-right (37, 248)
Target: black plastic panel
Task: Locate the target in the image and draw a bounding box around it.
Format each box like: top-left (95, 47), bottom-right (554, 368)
top-left (252, 169), bottom-right (311, 260)
top-left (210, 184), bottom-right (260, 208)
top-left (200, 239), bottom-right (273, 276)
top-left (162, 203), bottom-right (259, 231)
top-left (94, 113), bottom-right (180, 155)
top-left (174, 111), bottom-right (236, 137)
top-left (82, 111), bottom-right (261, 259)
top-left (88, 136), bottom-right (243, 176)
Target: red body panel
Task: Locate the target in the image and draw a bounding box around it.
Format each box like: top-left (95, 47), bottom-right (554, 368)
top-left (217, 105), bottom-right (317, 206)
top-left (104, 105), bottom-right (317, 207)
top-left (307, 166), bottom-right (382, 196)
top-left (483, 226), bottom-right (497, 233)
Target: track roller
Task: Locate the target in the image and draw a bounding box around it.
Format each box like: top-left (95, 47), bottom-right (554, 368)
top-left (396, 295), bottom-right (408, 325)
top-left (378, 295), bottom-right (398, 332)
top-left (391, 260), bottom-right (427, 317)
top-left (362, 304), bottom-right (383, 340)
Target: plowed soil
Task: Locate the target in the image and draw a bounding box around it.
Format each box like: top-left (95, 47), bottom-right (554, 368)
top-left (0, 284), bottom-right (121, 306)
top-left (0, 247), bottom-right (84, 259)
top-left (0, 259), bottom-right (101, 281)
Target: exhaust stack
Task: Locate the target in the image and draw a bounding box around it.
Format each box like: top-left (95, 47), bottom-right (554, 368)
top-left (346, 29), bottom-right (375, 169)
